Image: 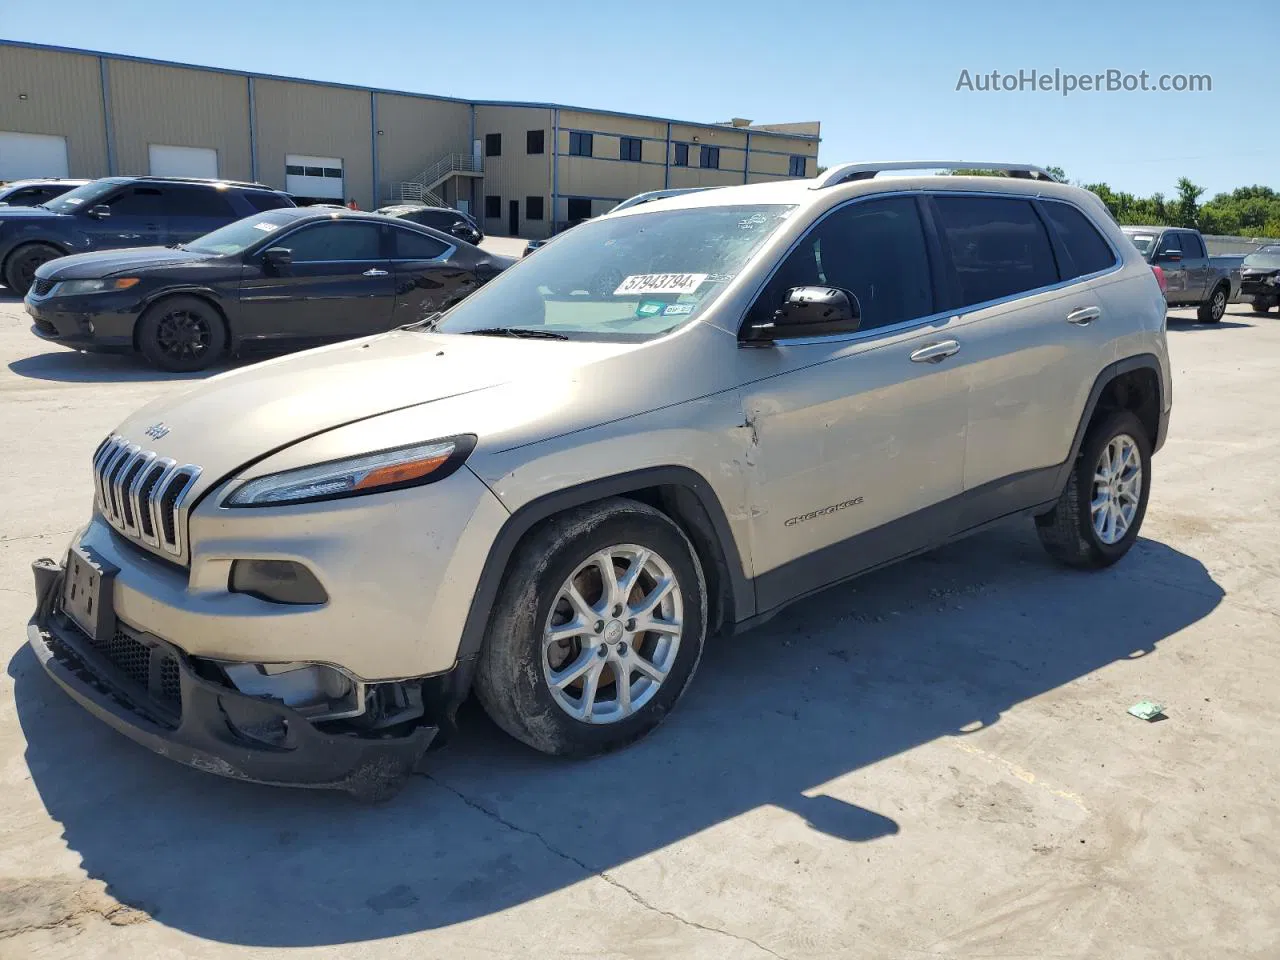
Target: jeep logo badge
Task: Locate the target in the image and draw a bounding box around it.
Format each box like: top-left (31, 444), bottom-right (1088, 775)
top-left (145, 422), bottom-right (170, 440)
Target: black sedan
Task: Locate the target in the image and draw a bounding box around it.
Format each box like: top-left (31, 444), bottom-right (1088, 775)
top-left (25, 207), bottom-right (512, 371)
top-left (376, 204), bottom-right (484, 245)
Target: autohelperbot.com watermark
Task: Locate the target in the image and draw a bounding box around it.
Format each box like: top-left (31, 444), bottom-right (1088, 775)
top-left (955, 68), bottom-right (1212, 96)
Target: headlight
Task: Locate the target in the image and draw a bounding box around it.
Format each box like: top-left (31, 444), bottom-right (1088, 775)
top-left (225, 437), bottom-right (474, 507)
top-left (53, 277), bottom-right (140, 296)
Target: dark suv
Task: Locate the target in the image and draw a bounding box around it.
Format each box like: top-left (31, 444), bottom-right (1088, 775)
top-left (375, 204), bottom-right (483, 245)
top-left (0, 176), bottom-right (294, 295)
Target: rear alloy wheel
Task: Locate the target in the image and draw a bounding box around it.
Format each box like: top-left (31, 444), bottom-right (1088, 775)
top-left (475, 498), bottom-right (706, 757)
top-left (4, 243), bottom-right (62, 296)
top-left (1036, 410), bottom-right (1152, 568)
top-left (136, 296), bottom-right (226, 372)
top-left (1198, 285), bottom-right (1228, 323)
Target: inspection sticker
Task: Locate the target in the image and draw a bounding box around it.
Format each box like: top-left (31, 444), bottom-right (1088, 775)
top-left (663, 303), bottom-right (695, 316)
top-left (635, 299), bottom-right (666, 317)
top-left (252, 222), bottom-right (280, 232)
top-left (614, 273), bottom-right (707, 296)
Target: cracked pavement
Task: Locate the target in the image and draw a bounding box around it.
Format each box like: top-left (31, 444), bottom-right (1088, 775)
top-left (1, 292), bottom-right (1278, 958)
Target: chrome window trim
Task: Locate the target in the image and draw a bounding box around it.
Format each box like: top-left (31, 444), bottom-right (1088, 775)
top-left (739, 188), bottom-right (1128, 347)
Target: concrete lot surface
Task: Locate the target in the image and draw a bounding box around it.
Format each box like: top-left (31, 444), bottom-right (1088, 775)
top-left (0, 292), bottom-right (1277, 959)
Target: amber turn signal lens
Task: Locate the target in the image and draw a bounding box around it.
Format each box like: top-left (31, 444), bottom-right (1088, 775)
top-left (112, 277), bottom-right (141, 289)
top-left (351, 453), bottom-right (451, 490)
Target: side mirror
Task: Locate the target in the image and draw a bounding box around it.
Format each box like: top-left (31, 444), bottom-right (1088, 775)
top-left (1160, 249), bottom-right (1182, 263)
top-left (88, 205), bottom-right (111, 220)
top-left (262, 246), bottom-right (292, 271)
top-left (742, 285), bottom-right (861, 343)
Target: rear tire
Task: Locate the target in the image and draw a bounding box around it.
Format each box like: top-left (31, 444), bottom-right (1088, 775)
top-left (1252, 298), bottom-right (1274, 315)
top-left (136, 296), bottom-right (226, 372)
top-left (1198, 284), bottom-right (1228, 323)
top-left (1036, 410), bottom-right (1152, 569)
top-left (475, 497), bottom-right (707, 757)
top-left (4, 243), bottom-right (62, 296)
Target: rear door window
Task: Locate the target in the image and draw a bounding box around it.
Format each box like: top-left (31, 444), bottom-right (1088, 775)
top-left (1182, 233), bottom-right (1206, 259)
top-left (753, 195), bottom-right (934, 331)
top-left (164, 185), bottom-right (236, 218)
top-left (932, 195), bottom-right (1059, 307)
top-left (244, 191), bottom-right (292, 212)
top-left (1041, 201), bottom-right (1118, 279)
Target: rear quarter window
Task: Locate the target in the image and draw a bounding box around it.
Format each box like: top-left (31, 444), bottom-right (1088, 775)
top-left (932, 195), bottom-right (1059, 307)
top-left (244, 191), bottom-right (293, 212)
top-left (1041, 201), bottom-right (1118, 279)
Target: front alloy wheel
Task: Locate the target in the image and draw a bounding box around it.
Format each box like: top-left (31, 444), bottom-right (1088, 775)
top-left (543, 545), bottom-right (683, 724)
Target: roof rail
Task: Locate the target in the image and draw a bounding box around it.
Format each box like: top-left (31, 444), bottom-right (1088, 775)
top-left (132, 175), bottom-right (279, 190)
top-left (811, 161), bottom-right (1058, 189)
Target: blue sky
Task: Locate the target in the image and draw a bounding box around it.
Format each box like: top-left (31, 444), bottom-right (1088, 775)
top-left (3, 0), bottom-right (1272, 198)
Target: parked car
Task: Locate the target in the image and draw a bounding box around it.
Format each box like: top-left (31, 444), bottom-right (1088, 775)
top-left (376, 204), bottom-right (483, 245)
top-left (1238, 243), bottom-right (1280, 314)
top-left (0, 176), bottom-right (294, 296)
top-left (1121, 226), bottom-right (1241, 322)
top-left (26, 207), bottom-right (512, 371)
top-left (28, 161), bottom-right (1170, 797)
top-left (522, 189), bottom-right (716, 258)
top-left (0, 178), bottom-right (89, 207)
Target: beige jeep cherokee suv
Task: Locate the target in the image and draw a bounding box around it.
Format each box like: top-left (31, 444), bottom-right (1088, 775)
top-left (29, 162), bottom-right (1171, 797)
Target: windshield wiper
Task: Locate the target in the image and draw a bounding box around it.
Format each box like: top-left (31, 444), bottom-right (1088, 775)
top-left (463, 327), bottom-right (569, 340)
top-left (398, 311), bottom-right (445, 332)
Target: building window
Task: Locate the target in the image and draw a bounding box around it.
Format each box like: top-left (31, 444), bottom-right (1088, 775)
top-left (526, 130), bottom-right (544, 154)
top-left (526, 196), bottom-right (544, 220)
top-left (485, 195), bottom-right (501, 219)
top-left (699, 145), bottom-right (720, 169)
top-left (620, 137), bottom-right (642, 162)
top-left (566, 197), bottom-right (592, 222)
top-left (485, 133), bottom-right (501, 157)
top-left (673, 143), bottom-right (689, 167)
top-left (568, 131), bottom-right (593, 157)
top-left (788, 155), bottom-right (807, 177)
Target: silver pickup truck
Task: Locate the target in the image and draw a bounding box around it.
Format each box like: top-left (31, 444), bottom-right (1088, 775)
top-left (1122, 226), bottom-right (1241, 323)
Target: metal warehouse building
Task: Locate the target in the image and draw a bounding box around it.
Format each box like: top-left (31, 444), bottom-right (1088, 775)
top-left (0, 40), bottom-right (821, 239)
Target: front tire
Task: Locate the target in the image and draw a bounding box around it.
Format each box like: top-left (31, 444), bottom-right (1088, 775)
top-left (136, 296), bottom-right (226, 372)
top-left (1036, 410), bottom-right (1152, 569)
top-left (475, 498), bottom-right (707, 757)
top-left (4, 243), bottom-right (62, 296)
top-left (1198, 284), bottom-right (1228, 323)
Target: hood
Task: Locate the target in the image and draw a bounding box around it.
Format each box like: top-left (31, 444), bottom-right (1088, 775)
top-left (112, 330), bottom-right (631, 496)
top-left (0, 205), bottom-right (58, 222)
top-left (36, 246), bottom-right (213, 280)
top-left (1240, 253), bottom-right (1280, 273)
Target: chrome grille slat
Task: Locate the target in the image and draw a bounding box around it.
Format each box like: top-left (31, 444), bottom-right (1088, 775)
top-left (91, 435), bottom-right (202, 562)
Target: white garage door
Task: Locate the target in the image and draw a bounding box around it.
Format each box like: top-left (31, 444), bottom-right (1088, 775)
top-left (0, 131), bottom-right (70, 180)
top-left (149, 144), bottom-right (219, 178)
top-left (286, 155), bottom-right (344, 200)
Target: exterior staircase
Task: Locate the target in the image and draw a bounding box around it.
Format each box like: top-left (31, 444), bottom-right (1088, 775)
top-left (397, 153), bottom-right (483, 206)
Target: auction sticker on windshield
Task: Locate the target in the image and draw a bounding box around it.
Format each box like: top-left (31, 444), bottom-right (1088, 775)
top-left (252, 222), bottom-right (280, 232)
top-left (613, 273), bottom-right (707, 296)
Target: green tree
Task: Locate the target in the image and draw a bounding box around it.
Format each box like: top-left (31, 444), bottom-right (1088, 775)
top-left (1172, 178), bottom-right (1204, 229)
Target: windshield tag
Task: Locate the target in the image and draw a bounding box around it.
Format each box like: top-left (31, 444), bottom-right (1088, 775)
top-left (613, 273), bottom-right (707, 296)
top-left (252, 222), bottom-right (280, 232)
top-left (663, 303), bottom-right (694, 316)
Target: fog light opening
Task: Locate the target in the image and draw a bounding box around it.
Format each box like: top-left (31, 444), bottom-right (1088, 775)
top-left (220, 661), bottom-right (366, 721)
top-left (229, 559), bottom-right (329, 605)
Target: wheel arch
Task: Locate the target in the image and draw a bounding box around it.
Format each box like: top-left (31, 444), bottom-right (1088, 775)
top-left (455, 466), bottom-right (754, 665)
top-left (1053, 354), bottom-right (1165, 497)
top-left (2, 239), bottom-right (70, 275)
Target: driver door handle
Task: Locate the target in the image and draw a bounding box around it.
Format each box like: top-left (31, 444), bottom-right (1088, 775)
top-left (1067, 306), bottom-right (1102, 326)
top-left (362, 268), bottom-right (389, 277)
top-left (910, 340), bottom-right (960, 364)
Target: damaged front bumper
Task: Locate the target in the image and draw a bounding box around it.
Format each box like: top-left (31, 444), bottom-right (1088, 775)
top-left (27, 557), bottom-right (437, 799)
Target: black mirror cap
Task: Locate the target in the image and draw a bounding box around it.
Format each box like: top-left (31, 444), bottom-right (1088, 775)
top-left (262, 246), bottom-right (292, 268)
top-left (743, 285), bottom-right (862, 343)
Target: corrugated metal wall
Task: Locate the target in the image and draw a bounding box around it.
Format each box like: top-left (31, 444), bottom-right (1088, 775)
top-left (474, 105), bottom-right (555, 238)
top-left (107, 59), bottom-right (252, 180)
top-left (0, 46), bottom-right (108, 176)
top-left (374, 93), bottom-right (471, 205)
top-left (253, 80), bottom-right (373, 206)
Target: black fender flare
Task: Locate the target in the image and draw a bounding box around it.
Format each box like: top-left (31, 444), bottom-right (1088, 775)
top-left (454, 466), bottom-right (754, 663)
top-left (1050, 353), bottom-right (1167, 497)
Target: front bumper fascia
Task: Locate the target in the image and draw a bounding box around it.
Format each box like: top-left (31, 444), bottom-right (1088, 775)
top-left (28, 558), bottom-right (436, 798)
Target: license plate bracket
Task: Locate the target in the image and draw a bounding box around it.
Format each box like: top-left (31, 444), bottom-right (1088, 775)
top-left (61, 544), bottom-right (118, 642)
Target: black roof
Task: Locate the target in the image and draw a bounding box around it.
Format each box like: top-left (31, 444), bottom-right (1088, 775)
top-left (106, 175), bottom-right (285, 191)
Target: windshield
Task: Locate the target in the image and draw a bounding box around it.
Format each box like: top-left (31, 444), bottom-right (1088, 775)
top-left (1124, 232), bottom-right (1156, 255)
top-left (41, 179), bottom-right (122, 214)
top-left (183, 211), bottom-right (302, 255)
top-left (435, 204), bottom-right (796, 341)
